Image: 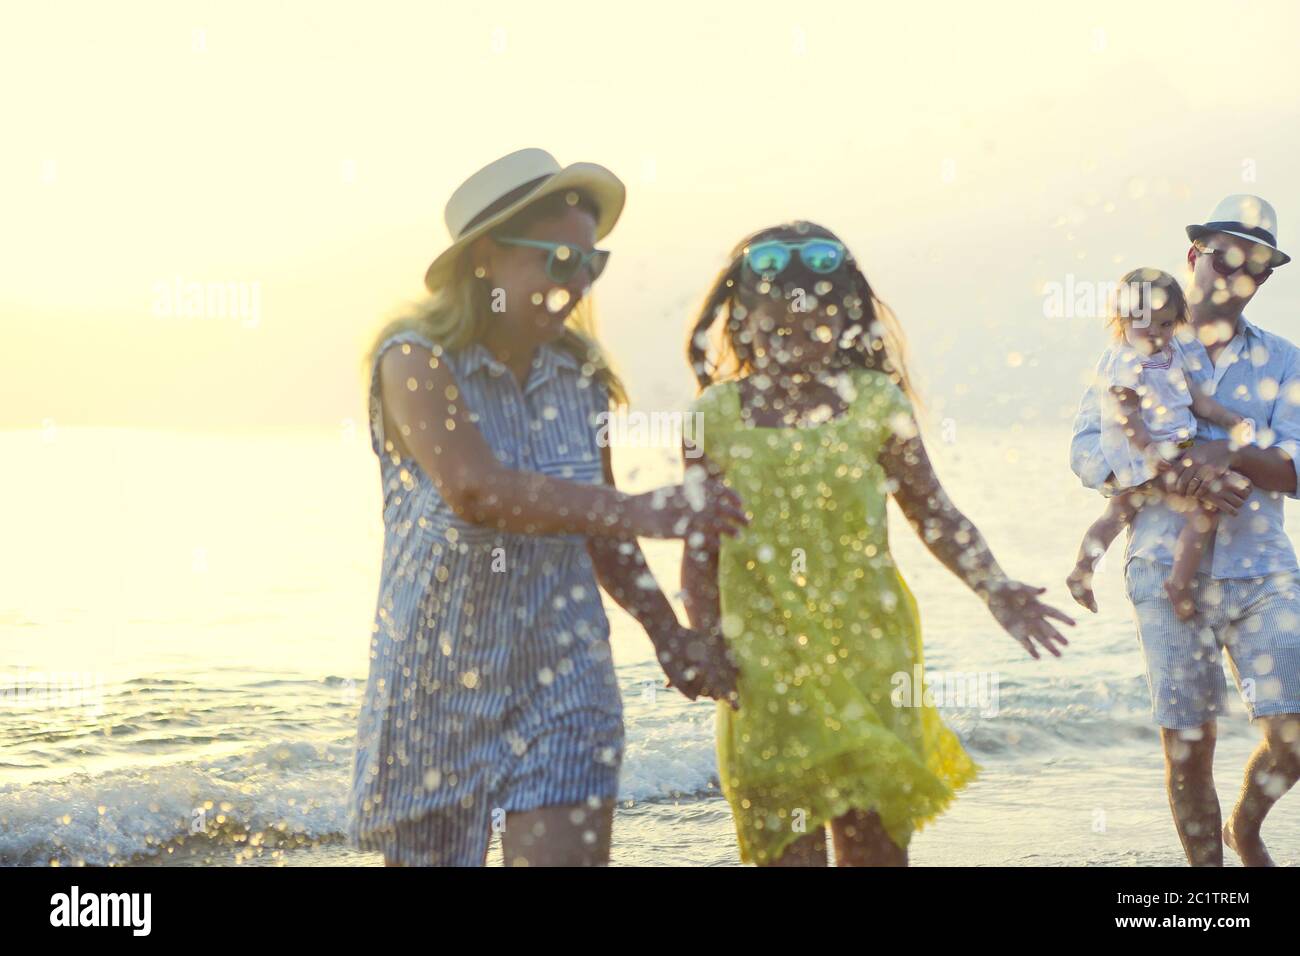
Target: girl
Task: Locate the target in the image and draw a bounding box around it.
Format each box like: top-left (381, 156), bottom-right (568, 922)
top-left (681, 222), bottom-right (1074, 866)
top-left (349, 149), bottom-right (747, 867)
top-left (1065, 269), bottom-right (1244, 620)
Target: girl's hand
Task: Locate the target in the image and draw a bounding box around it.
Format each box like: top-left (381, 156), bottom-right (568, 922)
top-left (631, 480), bottom-right (748, 540)
top-left (980, 579), bottom-right (1074, 659)
top-left (651, 622), bottom-right (740, 708)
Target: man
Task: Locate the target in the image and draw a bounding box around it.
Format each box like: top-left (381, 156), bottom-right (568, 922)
top-left (1071, 194), bottom-right (1300, 866)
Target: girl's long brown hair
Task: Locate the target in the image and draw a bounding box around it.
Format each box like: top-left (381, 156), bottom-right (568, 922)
top-left (686, 221), bottom-right (917, 407)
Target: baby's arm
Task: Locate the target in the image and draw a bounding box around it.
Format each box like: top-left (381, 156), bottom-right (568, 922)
top-left (1110, 386), bottom-right (1156, 453)
top-left (1189, 389), bottom-right (1244, 431)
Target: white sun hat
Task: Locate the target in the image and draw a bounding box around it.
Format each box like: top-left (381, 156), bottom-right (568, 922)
top-left (1186, 194), bottom-right (1290, 267)
top-left (423, 148), bottom-right (626, 292)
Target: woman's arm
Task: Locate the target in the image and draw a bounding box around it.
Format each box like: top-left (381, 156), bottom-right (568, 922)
top-left (586, 446), bottom-right (737, 704)
top-left (879, 420), bottom-right (1073, 659)
top-left (379, 344), bottom-right (746, 539)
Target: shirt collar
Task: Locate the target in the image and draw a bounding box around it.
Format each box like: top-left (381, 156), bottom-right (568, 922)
top-left (455, 341), bottom-right (580, 391)
top-left (456, 342), bottom-right (501, 378)
top-left (1175, 314), bottom-right (1261, 358)
top-left (1174, 314), bottom-right (1263, 389)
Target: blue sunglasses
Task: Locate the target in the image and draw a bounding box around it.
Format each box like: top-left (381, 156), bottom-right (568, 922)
top-left (743, 239), bottom-right (847, 277)
top-left (494, 237), bottom-right (610, 284)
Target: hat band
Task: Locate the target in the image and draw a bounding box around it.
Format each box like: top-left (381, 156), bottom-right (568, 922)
top-left (1203, 220), bottom-right (1277, 247)
top-left (459, 174), bottom-right (554, 237)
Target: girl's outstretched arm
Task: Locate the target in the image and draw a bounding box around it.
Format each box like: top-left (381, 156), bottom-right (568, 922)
top-left (379, 343), bottom-right (747, 540)
top-left (586, 445), bottom-right (737, 705)
top-left (879, 418), bottom-right (1075, 659)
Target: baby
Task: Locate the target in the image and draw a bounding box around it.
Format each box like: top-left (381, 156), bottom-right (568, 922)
top-left (1067, 268), bottom-right (1244, 620)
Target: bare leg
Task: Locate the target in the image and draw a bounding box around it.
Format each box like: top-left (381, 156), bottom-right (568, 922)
top-left (1068, 492), bottom-right (1140, 612)
top-left (501, 801), bottom-right (614, 867)
top-left (762, 829), bottom-right (829, 867)
top-left (830, 809), bottom-right (908, 867)
top-left (1161, 722), bottom-right (1222, 866)
top-left (383, 828), bottom-right (490, 867)
top-left (1225, 714), bottom-right (1300, 867)
top-left (1165, 504), bottom-right (1217, 621)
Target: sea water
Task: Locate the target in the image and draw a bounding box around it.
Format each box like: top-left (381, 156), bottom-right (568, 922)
top-left (0, 425), bottom-right (1294, 866)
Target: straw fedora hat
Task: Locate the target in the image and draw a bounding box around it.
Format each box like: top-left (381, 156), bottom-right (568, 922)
top-left (424, 148), bottom-right (626, 292)
top-left (1186, 194), bottom-right (1290, 267)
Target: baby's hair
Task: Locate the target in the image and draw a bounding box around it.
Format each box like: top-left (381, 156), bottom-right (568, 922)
top-left (1105, 267), bottom-right (1189, 341)
top-left (686, 220), bottom-right (917, 406)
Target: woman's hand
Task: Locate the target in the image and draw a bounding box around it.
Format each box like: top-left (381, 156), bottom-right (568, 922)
top-left (651, 621), bottom-right (739, 708)
top-left (979, 579), bottom-right (1074, 660)
top-left (631, 479), bottom-right (748, 540)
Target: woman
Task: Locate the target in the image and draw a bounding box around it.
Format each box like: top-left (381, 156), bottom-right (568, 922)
top-left (348, 149), bottom-right (746, 867)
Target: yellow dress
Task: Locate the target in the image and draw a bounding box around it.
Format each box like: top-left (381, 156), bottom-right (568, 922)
top-left (691, 369), bottom-right (978, 865)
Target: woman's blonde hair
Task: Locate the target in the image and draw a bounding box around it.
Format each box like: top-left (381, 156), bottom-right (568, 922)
top-left (367, 190), bottom-right (627, 406)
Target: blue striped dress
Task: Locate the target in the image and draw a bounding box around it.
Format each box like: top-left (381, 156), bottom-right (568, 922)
top-left (347, 330), bottom-right (624, 866)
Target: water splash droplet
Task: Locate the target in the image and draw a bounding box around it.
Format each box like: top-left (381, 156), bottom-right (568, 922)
top-left (546, 288), bottom-right (571, 313)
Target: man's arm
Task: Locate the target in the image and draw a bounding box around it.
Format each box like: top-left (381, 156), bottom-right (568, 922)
top-left (1232, 445), bottom-right (1296, 494)
top-left (1073, 356), bottom-right (1252, 511)
top-left (1262, 348), bottom-right (1300, 498)
top-left (1168, 439), bottom-right (1288, 502)
top-left (1170, 347), bottom-right (1300, 499)
top-left (1069, 361), bottom-right (1116, 492)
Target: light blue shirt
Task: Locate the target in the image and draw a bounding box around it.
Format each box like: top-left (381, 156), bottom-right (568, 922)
top-left (1070, 316), bottom-right (1300, 579)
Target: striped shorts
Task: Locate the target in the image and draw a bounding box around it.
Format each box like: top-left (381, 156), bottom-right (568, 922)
top-left (1125, 557), bottom-right (1300, 728)
top-left (352, 637), bottom-right (625, 866)
top-left (348, 561), bottom-right (626, 867)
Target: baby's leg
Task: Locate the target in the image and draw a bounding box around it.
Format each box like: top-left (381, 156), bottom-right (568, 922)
top-left (1067, 492), bottom-right (1141, 612)
top-left (1165, 503), bottom-right (1218, 621)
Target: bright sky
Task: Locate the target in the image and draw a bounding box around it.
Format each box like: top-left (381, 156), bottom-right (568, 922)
top-left (4, 0), bottom-right (1299, 429)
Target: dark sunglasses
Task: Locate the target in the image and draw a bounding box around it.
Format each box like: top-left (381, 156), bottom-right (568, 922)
top-left (742, 239), bottom-right (847, 278)
top-left (494, 237), bottom-right (609, 284)
top-left (1198, 244), bottom-right (1273, 284)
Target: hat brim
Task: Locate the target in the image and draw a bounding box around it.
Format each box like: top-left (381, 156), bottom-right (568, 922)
top-left (1186, 224), bottom-right (1291, 267)
top-left (424, 163), bottom-right (626, 292)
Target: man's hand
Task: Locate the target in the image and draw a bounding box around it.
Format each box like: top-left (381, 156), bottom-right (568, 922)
top-left (1164, 441), bottom-right (1251, 515)
top-left (1200, 469), bottom-right (1253, 514)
